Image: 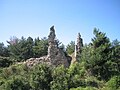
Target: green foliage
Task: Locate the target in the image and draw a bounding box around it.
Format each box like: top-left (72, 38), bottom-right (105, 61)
top-left (70, 86), bottom-right (97, 90)
top-left (66, 41), bottom-right (75, 55)
top-left (33, 37), bottom-right (48, 58)
top-left (110, 39), bottom-right (120, 75)
top-left (0, 43), bottom-right (9, 57)
top-left (101, 76), bottom-right (120, 90)
top-left (0, 28), bottom-right (120, 90)
top-left (0, 57), bottom-right (12, 67)
top-left (79, 28), bottom-right (120, 85)
top-left (68, 62), bottom-right (91, 89)
top-left (0, 64), bottom-right (31, 90)
top-left (83, 28), bottom-right (113, 80)
top-left (0, 76), bottom-right (31, 90)
top-left (79, 44), bottom-right (92, 65)
top-left (0, 62), bottom-right (119, 90)
top-left (7, 36), bottom-right (48, 62)
top-left (8, 36), bottom-right (34, 62)
top-left (106, 76), bottom-right (120, 90)
top-left (30, 64), bottom-right (52, 90)
top-left (50, 65), bottom-right (69, 90)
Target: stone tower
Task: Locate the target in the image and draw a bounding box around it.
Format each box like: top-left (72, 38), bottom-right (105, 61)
top-left (47, 26), bottom-right (70, 67)
top-left (76, 33), bottom-right (83, 53)
top-left (75, 33), bottom-right (83, 59)
top-left (25, 26), bottom-right (71, 68)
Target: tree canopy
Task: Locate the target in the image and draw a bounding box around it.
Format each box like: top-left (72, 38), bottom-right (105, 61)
top-left (0, 28), bottom-right (120, 90)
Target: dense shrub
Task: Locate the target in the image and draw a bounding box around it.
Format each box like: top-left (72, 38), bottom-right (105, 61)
top-left (0, 57), bottom-right (12, 67)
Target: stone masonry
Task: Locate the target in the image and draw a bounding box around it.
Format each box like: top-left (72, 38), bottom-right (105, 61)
top-left (72, 33), bottom-right (83, 63)
top-left (76, 33), bottom-right (83, 54)
top-left (47, 26), bottom-right (70, 67)
top-left (26, 26), bottom-right (70, 68)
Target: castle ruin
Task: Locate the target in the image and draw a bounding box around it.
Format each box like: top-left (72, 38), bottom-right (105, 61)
top-left (26, 26), bottom-right (71, 68)
top-left (75, 33), bottom-right (83, 58)
top-left (25, 26), bottom-right (83, 67)
top-left (47, 26), bottom-right (70, 67)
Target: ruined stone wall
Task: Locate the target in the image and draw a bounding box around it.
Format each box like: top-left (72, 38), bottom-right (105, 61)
top-left (76, 33), bottom-right (83, 54)
top-left (47, 26), bottom-right (70, 67)
top-left (72, 33), bottom-right (83, 64)
top-left (26, 26), bottom-right (70, 68)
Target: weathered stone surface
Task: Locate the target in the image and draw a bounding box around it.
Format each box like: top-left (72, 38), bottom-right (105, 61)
top-left (76, 33), bottom-right (83, 54)
top-left (25, 56), bottom-right (50, 68)
top-left (47, 26), bottom-right (70, 67)
top-left (25, 26), bottom-right (71, 68)
top-left (72, 33), bottom-right (83, 64)
top-left (48, 26), bottom-right (56, 44)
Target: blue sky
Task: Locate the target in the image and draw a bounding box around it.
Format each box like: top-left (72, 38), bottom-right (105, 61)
top-left (0, 0), bottom-right (120, 46)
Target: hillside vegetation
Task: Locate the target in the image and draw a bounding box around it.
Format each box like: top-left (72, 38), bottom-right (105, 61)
top-left (0, 28), bottom-right (120, 90)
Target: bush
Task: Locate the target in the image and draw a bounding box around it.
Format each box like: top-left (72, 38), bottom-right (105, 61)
top-left (105, 76), bottom-right (120, 90)
top-left (30, 64), bottom-right (52, 90)
top-left (0, 57), bottom-right (12, 67)
top-left (70, 86), bottom-right (97, 90)
top-left (0, 76), bottom-right (31, 90)
top-left (50, 65), bottom-right (69, 90)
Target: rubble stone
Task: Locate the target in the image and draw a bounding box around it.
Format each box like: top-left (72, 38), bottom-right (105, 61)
top-left (25, 26), bottom-right (71, 68)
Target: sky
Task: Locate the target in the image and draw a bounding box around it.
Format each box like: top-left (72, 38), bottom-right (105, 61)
top-left (0, 0), bottom-right (120, 46)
